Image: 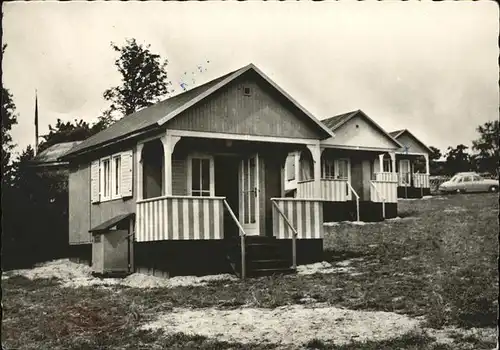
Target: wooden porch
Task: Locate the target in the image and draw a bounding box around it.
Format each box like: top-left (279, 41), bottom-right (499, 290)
top-left (134, 133), bottom-right (326, 278)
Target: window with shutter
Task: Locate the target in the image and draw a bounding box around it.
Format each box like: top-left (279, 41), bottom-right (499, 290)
top-left (121, 150), bottom-right (133, 197)
top-left (91, 160), bottom-right (101, 203)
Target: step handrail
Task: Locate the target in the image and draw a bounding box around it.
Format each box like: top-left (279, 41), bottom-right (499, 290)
top-left (346, 182), bottom-right (360, 222)
top-left (369, 181), bottom-right (386, 219)
top-left (223, 199), bottom-right (247, 280)
top-left (271, 200), bottom-right (298, 270)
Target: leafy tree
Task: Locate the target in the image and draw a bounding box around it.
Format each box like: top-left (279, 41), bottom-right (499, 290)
top-left (1, 44), bottom-right (18, 188)
top-left (103, 38), bottom-right (171, 119)
top-left (37, 118), bottom-right (107, 153)
top-left (429, 146), bottom-right (442, 161)
top-left (445, 144), bottom-right (472, 175)
top-left (472, 120), bottom-right (499, 176)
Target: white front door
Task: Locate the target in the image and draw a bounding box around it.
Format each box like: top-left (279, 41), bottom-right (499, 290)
top-left (399, 159), bottom-right (411, 186)
top-left (239, 154), bottom-right (260, 236)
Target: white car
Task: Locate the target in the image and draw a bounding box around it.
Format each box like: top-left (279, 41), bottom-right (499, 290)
top-left (439, 172), bottom-right (499, 194)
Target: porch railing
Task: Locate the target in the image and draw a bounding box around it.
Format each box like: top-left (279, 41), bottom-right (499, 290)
top-left (375, 172), bottom-right (398, 182)
top-left (271, 200), bottom-right (298, 270)
top-left (296, 179), bottom-right (315, 198)
top-left (346, 183), bottom-right (360, 222)
top-left (223, 199), bottom-right (247, 280)
top-left (271, 198), bottom-right (324, 240)
top-left (321, 179), bottom-right (349, 201)
top-left (413, 173), bottom-right (430, 188)
top-left (369, 181), bottom-right (386, 219)
top-left (297, 178), bottom-right (349, 201)
top-left (136, 195), bottom-right (225, 242)
top-left (370, 179), bottom-right (398, 204)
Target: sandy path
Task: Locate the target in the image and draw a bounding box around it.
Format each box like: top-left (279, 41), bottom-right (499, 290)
top-left (141, 304), bottom-right (421, 346)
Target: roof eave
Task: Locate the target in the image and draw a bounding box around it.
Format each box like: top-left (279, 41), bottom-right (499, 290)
top-left (61, 125), bottom-right (158, 161)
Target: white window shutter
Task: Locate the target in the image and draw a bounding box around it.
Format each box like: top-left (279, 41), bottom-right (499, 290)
top-left (90, 160), bottom-right (100, 203)
top-left (121, 150), bottom-right (133, 197)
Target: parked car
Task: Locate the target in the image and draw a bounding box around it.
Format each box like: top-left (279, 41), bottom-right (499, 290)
top-left (439, 172), bottom-right (499, 194)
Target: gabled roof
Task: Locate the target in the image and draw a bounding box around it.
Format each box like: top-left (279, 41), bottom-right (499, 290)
top-left (65, 63), bottom-right (333, 158)
top-left (321, 109), bottom-right (403, 148)
top-left (31, 141), bottom-right (83, 167)
top-left (389, 129), bottom-right (433, 154)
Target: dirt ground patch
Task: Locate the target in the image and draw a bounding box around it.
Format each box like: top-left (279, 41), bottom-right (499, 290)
top-left (141, 304), bottom-right (421, 346)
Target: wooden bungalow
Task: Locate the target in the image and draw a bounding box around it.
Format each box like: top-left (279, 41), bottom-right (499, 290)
top-left (61, 64), bottom-right (334, 278)
top-left (285, 110), bottom-right (402, 222)
top-left (387, 129), bottom-right (432, 198)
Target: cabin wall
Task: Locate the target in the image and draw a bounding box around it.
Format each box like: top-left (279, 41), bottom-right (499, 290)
top-left (69, 147), bottom-right (137, 245)
top-left (69, 164), bottom-right (91, 244)
top-left (165, 73), bottom-right (321, 140)
top-left (321, 115), bottom-right (397, 149)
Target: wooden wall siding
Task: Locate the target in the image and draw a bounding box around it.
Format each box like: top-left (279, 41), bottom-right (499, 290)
top-left (397, 134), bottom-right (428, 155)
top-left (90, 149), bottom-right (137, 230)
top-left (166, 76), bottom-right (320, 139)
top-left (69, 164), bottom-right (91, 245)
top-left (413, 174), bottom-right (430, 188)
top-left (370, 181), bottom-right (398, 203)
top-left (321, 115), bottom-right (397, 149)
top-left (272, 199), bottom-right (323, 239)
top-left (136, 196), bottom-right (224, 241)
top-left (172, 158), bottom-right (188, 195)
top-left (258, 155), bottom-right (266, 236)
top-left (297, 180), bottom-right (315, 198)
top-left (321, 179), bottom-right (348, 201)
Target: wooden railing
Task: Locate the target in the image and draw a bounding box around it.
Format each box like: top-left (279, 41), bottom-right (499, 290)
top-left (321, 179), bottom-right (349, 201)
top-left (223, 199), bottom-right (247, 280)
top-left (413, 173), bottom-right (430, 188)
top-left (271, 200), bottom-right (298, 270)
top-left (296, 179), bottom-right (315, 198)
top-left (271, 198), bottom-right (323, 240)
top-left (297, 178), bottom-right (349, 201)
top-left (370, 181), bottom-right (386, 219)
top-left (375, 172), bottom-right (398, 182)
top-left (370, 180), bottom-right (398, 204)
top-left (346, 183), bottom-right (360, 222)
top-left (136, 195), bottom-right (225, 242)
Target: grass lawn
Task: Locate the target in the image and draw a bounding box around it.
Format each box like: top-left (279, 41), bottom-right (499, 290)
top-left (2, 193), bottom-right (498, 349)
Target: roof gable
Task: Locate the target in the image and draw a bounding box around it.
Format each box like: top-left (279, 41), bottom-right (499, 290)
top-left (321, 110), bottom-right (402, 150)
top-left (164, 70), bottom-right (327, 139)
top-left (66, 64), bottom-right (333, 158)
top-left (391, 129), bottom-right (432, 154)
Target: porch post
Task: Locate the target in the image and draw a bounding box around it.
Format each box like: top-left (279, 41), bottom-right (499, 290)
top-left (389, 152), bottom-right (397, 182)
top-left (378, 154), bottom-right (384, 173)
top-left (424, 153), bottom-right (430, 175)
top-left (306, 143), bottom-right (322, 198)
top-left (136, 143), bottom-right (144, 200)
top-left (160, 135), bottom-right (181, 196)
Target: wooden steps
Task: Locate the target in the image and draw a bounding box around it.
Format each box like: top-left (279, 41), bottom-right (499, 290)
top-left (226, 236), bottom-right (296, 278)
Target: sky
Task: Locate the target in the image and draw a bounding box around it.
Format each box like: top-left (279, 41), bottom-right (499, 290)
top-left (2, 1), bottom-right (499, 157)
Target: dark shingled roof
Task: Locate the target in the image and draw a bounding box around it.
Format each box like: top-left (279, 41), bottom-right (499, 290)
top-left (31, 141), bottom-right (83, 165)
top-left (321, 110), bottom-right (359, 131)
top-left (67, 69), bottom-right (239, 157)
